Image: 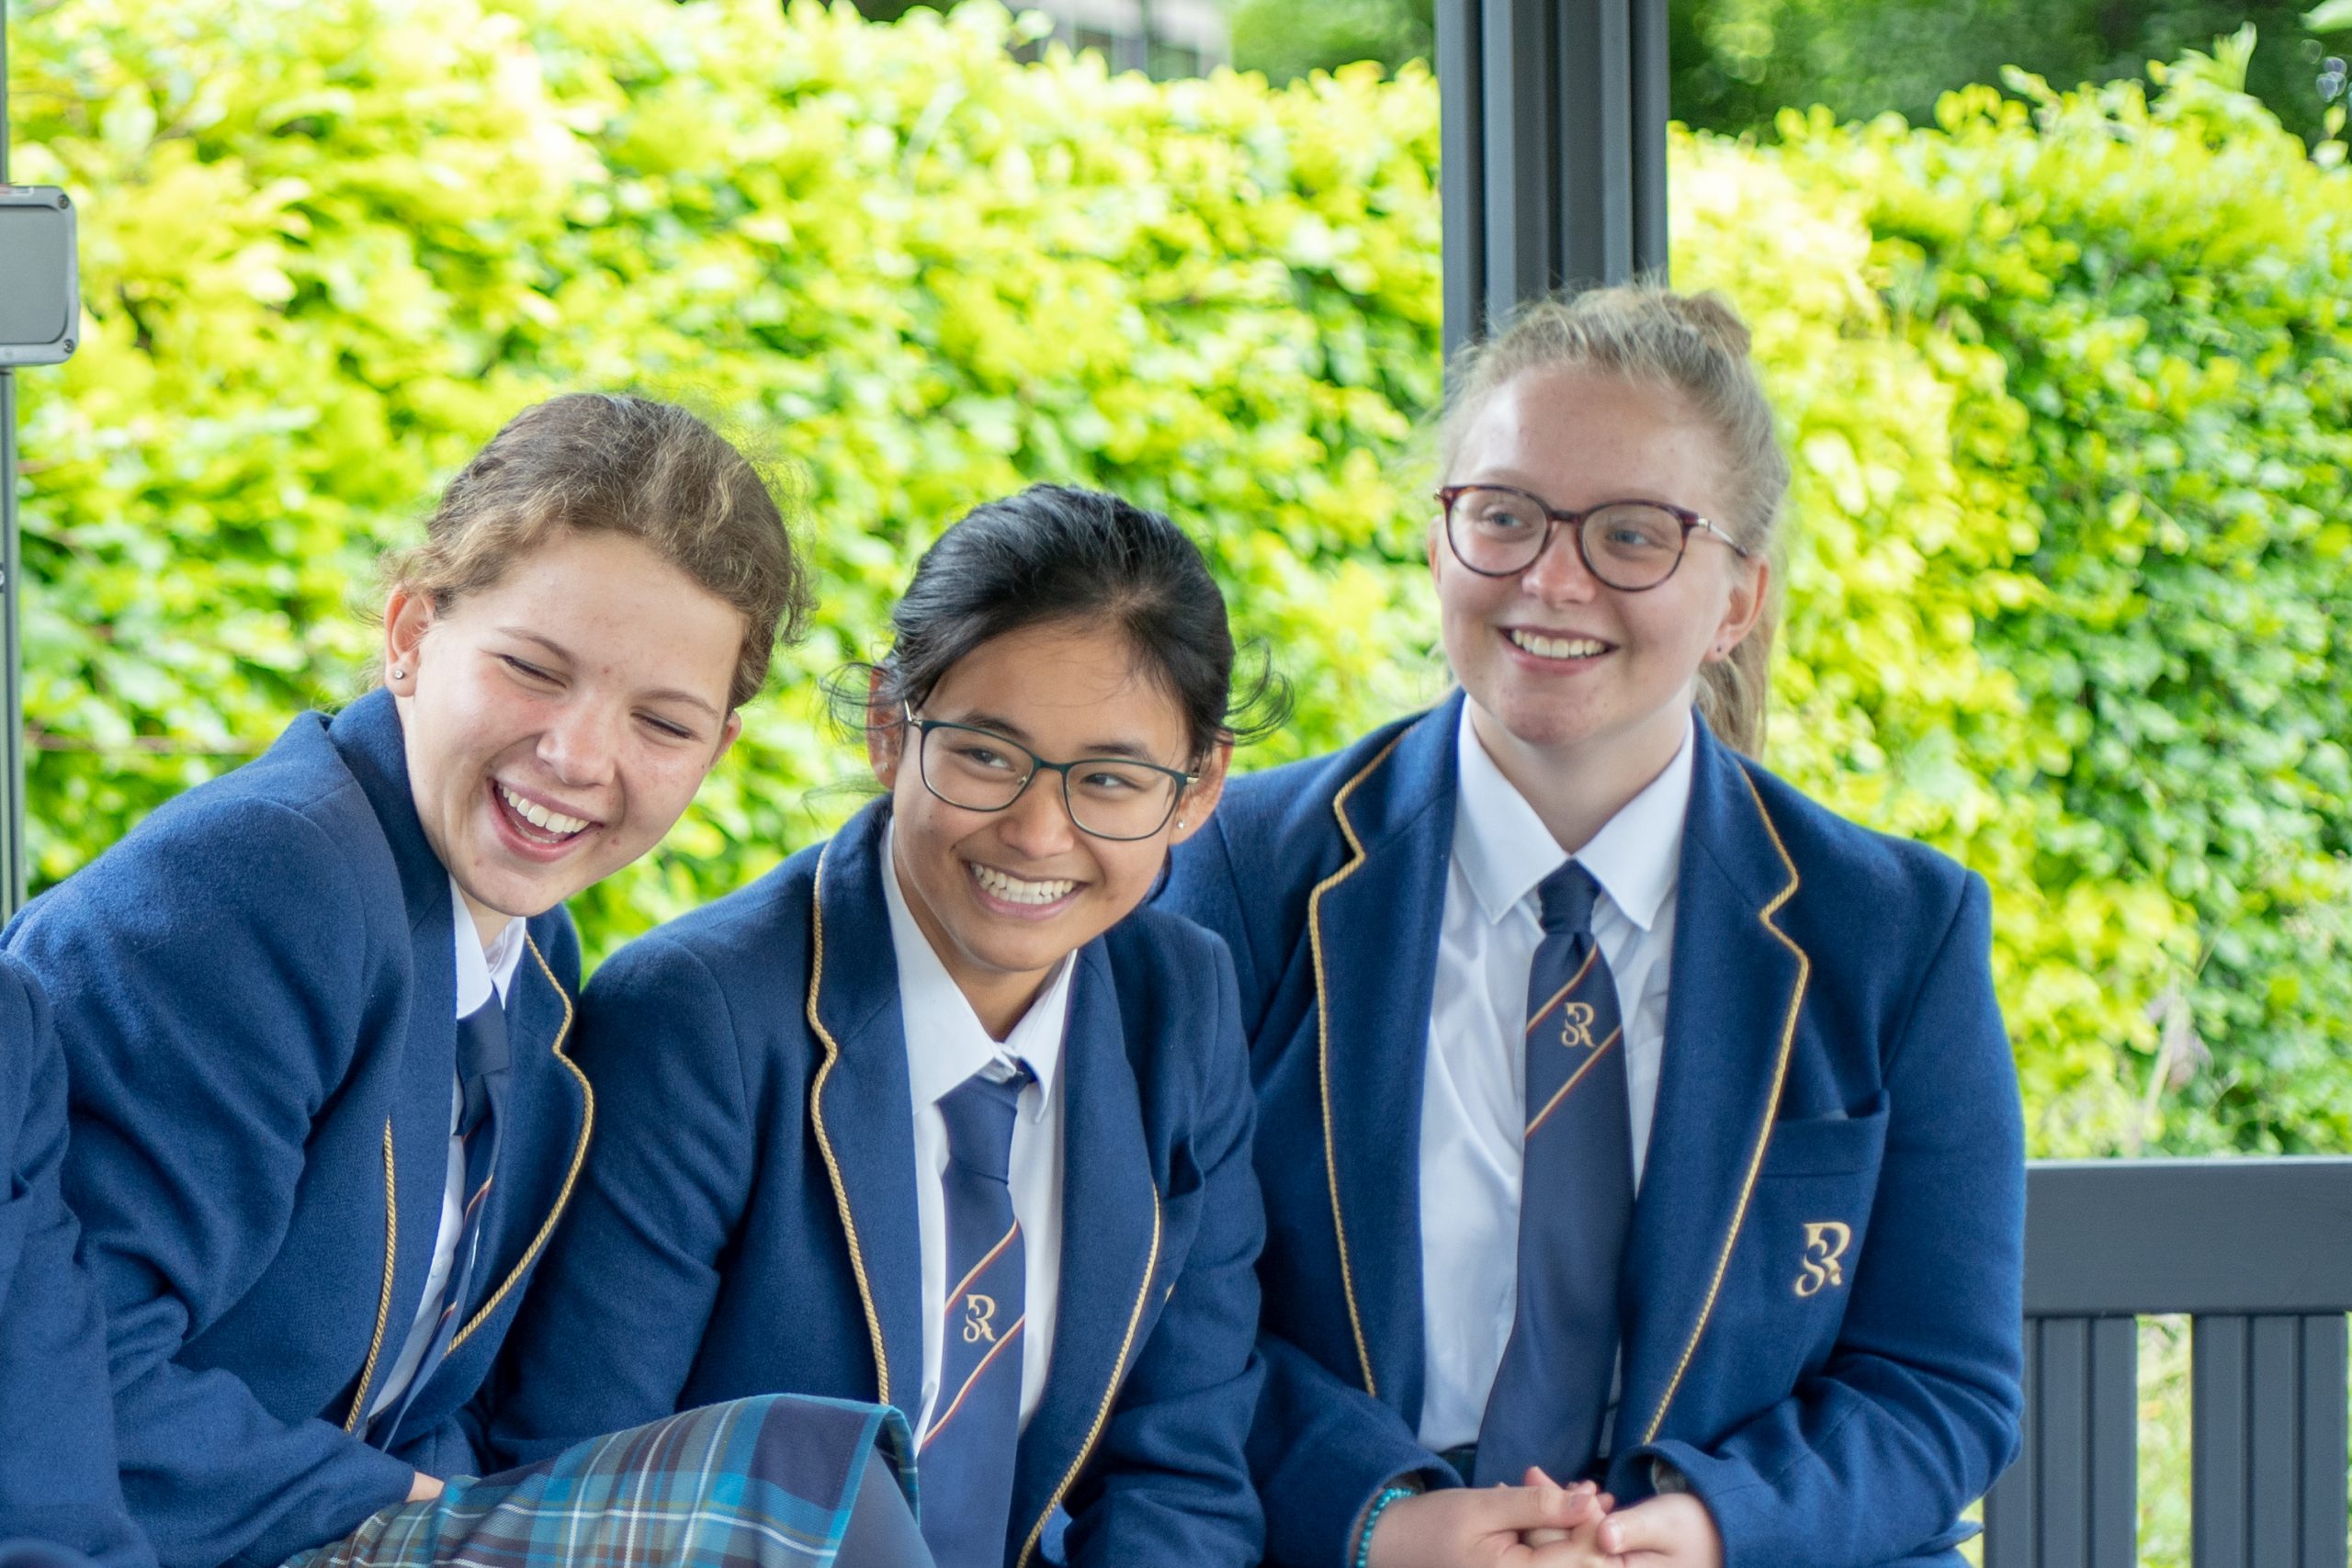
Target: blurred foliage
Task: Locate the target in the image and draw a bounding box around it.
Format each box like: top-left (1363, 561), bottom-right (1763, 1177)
top-left (8, 0), bottom-right (1446, 948)
top-left (1778, 30), bottom-right (2352, 1153)
top-left (1671, 0), bottom-right (2345, 148)
top-left (1230, 0), bottom-right (1430, 89)
top-left (9, 0), bottom-right (2349, 1154)
top-left (1230, 0), bottom-right (2350, 154)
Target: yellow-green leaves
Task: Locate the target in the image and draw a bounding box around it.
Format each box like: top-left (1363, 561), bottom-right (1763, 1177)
top-left (12, 0), bottom-right (2346, 1153)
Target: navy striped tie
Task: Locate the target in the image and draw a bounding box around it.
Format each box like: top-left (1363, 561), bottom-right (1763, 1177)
top-left (375, 993), bottom-right (508, 1450)
top-left (921, 1062), bottom-right (1032, 1566)
top-left (1475, 862), bottom-right (1634, 1485)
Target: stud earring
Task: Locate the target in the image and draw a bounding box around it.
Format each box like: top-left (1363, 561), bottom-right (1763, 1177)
top-left (390, 666), bottom-right (406, 680)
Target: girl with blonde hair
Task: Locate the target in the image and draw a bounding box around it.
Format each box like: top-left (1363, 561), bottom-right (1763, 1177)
top-left (1164, 285), bottom-right (2026, 1568)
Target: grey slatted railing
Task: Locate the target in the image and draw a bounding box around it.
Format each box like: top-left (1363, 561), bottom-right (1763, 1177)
top-left (1984, 1159), bottom-right (2352, 1568)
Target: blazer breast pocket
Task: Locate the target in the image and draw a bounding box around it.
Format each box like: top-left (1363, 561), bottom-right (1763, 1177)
top-left (1142, 1145), bottom-right (1208, 1331)
top-left (1757, 1092), bottom-right (1890, 1179)
top-left (1729, 1096), bottom-right (1892, 1380)
top-left (1157, 1183), bottom-right (1205, 1282)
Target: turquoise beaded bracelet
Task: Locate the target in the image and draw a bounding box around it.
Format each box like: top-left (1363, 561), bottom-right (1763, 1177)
top-left (1353, 1485), bottom-right (1416, 1568)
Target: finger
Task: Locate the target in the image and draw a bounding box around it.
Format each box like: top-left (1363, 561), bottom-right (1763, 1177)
top-left (1523, 1535), bottom-right (1606, 1567)
top-left (1474, 1481), bottom-right (1596, 1534)
top-left (1596, 1498), bottom-right (1665, 1556)
top-left (1522, 1527), bottom-right (1573, 1547)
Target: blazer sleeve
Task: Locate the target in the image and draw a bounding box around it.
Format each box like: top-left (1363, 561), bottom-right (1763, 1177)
top-left (5, 799), bottom-right (415, 1568)
top-left (1063, 943), bottom-right (1266, 1567)
top-left (483, 933), bottom-right (758, 1465)
top-left (0, 958), bottom-right (154, 1568)
top-left (1627, 872), bottom-right (2027, 1565)
top-left (1248, 1337), bottom-right (1455, 1568)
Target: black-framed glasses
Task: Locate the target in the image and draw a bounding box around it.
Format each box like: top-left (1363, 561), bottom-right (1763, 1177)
top-left (900, 705), bottom-right (1199, 842)
top-left (1437, 483), bottom-right (1749, 592)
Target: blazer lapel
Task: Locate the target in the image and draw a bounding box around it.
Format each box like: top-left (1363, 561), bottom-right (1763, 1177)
top-left (1615, 719), bottom-right (1809, 1449)
top-left (1007, 944), bottom-right (1160, 1568)
top-left (325, 692), bottom-right (470, 1424)
top-left (805, 804), bottom-right (928, 1417)
top-left (1304, 695), bottom-right (1460, 1421)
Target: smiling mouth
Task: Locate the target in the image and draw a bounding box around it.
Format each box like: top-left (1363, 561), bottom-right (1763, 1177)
top-left (967, 862), bottom-right (1079, 907)
top-left (495, 782), bottom-right (595, 844)
top-left (1508, 628), bottom-right (1611, 660)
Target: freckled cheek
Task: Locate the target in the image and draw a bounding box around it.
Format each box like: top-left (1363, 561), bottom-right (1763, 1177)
top-left (590, 754), bottom-right (680, 837)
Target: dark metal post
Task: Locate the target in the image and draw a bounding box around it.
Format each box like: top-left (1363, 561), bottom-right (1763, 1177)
top-left (2, 11), bottom-right (25, 914)
top-left (1436, 0), bottom-right (1670, 358)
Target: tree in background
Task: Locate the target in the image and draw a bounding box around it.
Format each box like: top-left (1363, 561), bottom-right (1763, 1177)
top-left (1231, 0), bottom-right (2351, 150)
top-left (1672, 0), bottom-right (2344, 145)
top-left (1230, 0), bottom-right (1430, 86)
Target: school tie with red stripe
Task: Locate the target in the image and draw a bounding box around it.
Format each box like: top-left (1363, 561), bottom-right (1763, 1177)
top-left (375, 993), bottom-right (509, 1450)
top-left (921, 1061), bottom-right (1033, 1566)
top-left (1474, 861), bottom-right (1635, 1486)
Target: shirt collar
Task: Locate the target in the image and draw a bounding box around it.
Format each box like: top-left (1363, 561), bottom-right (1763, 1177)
top-left (450, 877), bottom-right (528, 1019)
top-left (1451, 702), bottom-right (1693, 933)
top-left (879, 821), bottom-right (1072, 1119)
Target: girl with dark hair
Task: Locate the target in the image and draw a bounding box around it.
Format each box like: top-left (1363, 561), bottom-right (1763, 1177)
top-left (1161, 286), bottom-right (2025, 1568)
top-left (492, 483), bottom-right (1273, 1568)
top-left (6, 395), bottom-right (920, 1568)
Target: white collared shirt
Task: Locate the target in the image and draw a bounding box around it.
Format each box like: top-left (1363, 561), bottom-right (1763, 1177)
top-left (880, 824), bottom-right (1072, 1440)
top-left (367, 881), bottom-right (527, 1422)
top-left (1414, 704), bottom-right (1693, 1450)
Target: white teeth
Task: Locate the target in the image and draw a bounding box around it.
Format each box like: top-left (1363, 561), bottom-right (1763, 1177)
top-left (969, 863), bottom-right (1078, 906)
top-left (1510, 629), bottom-right (1608, 660)
top-left (500, 784), bottom-right (589, 838)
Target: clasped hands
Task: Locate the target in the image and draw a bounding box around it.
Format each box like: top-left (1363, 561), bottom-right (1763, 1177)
top-left (1363, 1469), bottom-right (1722, 1568)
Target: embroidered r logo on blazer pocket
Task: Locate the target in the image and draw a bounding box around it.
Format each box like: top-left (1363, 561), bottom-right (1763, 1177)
top-left (1793, 1220), bottom-right (1854, 1297)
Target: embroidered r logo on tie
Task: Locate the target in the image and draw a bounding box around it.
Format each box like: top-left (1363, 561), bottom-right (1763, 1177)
top-left (1794, 1221), bottom-right (1854, 1297)
top-left (922, 1062), bottom-right (1033, 1565)
top-left (1478, 862), bottom-right (1633, 1487)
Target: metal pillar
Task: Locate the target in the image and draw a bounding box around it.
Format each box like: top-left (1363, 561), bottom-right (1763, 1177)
top-left (2, 14), bottom-right (24, 915)
top-left (1435, 0), bottom-right (1670, 357)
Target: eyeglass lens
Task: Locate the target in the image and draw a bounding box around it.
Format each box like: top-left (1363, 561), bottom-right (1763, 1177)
top-left (1449, 488), bottom-right (1689, 589)
top-left (917, 723), bottom-right (1182, 840)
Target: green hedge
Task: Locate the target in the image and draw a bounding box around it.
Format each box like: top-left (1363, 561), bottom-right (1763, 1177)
top-left (1777, 33), bottom-right (2352, 1153)
top-left (11, 0), bottom-right (2349, 1155)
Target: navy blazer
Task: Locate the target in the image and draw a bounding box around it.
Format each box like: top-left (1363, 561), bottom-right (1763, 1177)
top-left (1160, 695), bottom-right (2025, 1568)
top-left (0, 953), bottom-right (151, 1568)
top-left (490, 799), bottom-right (1266, 1568)
top-left (4, 691), bottom-right (592, 1568)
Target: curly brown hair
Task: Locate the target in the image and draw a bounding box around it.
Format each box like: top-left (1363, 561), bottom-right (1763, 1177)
top-left (380, 393), bottom-right (810, 709)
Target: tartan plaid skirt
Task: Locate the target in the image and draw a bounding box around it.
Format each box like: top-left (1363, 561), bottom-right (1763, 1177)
top-left (288, 1396), bottom-right (915, 1568)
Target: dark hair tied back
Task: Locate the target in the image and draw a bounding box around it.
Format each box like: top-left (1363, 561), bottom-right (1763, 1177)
top-left (845, 483), bottom-right (1288, 761)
